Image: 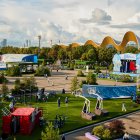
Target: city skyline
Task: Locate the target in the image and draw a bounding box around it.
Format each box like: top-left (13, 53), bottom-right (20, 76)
top-left (0, 0), bottom-right (140, 46)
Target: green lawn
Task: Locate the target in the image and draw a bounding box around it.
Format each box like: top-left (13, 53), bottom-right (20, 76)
top-left (0, 94), bottom-right (140, 140)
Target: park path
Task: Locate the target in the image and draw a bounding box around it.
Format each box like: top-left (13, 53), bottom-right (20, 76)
top-left (3, 70), bottom-right (136, 93)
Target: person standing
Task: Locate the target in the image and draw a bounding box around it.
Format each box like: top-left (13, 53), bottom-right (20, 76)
top-left (61, 134), bottom-right (66, 140)
top-left (65, 97), bottom-right (68, 105)
top-left (57, 97), bottom-right (61, 108)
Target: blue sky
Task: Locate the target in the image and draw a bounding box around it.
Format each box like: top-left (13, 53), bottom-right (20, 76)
top-left (0, 0), bottom-right (140, 47)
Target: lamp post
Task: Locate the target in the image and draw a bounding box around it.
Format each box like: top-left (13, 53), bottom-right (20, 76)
top-left (38, 35), bottom-right (41, 55)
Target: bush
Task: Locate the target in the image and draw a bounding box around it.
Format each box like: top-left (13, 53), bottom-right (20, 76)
top-left (94, 67), bottom-right (101, 74)
top-left (86, 72), bottom-right (97, 85)
top-left (70, 63), bottom-right (74, 70)
top-left (77, 70), bottom-right (84, 77)
top-left (79, 80), bottom-right (87, 88)
top-left (7, 65), bottom-right (21, 76)
top-left (41, 122), bottom-right (60, 140)
top-left (108, 63), bottom-right (113, 72)
top-left (92, 125), bottom-right (104, 138)
top-left (102, 129), bottom-right (111, 140)
top-left (109, 120), bottom-right (125, 138)
top-left (92, 125), bottom-right (112, 140)
top-left (120, 75), bottom-right (133, 82)
top-left (0, 73), bottom-right (8, 84)
top-left (35, 65), bottom-right (51, 76)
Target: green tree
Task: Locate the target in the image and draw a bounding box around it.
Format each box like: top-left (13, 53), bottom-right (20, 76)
top-left (86, 72), bottom-right (97, 85)
top-left (35, 65), bottom-right (51, 76)
top-left (86, 48), bottom-right (97, 62)
top-left (7, 65), bottom-right (21, 76)
top-left (41, 122), bottom-right (60, 140)
top-left (71, 76), bottom-right (79, 92)
top-left (124, 46), bottom-right (138, 54)
top-left (1, 83), bottom-right (9, 98)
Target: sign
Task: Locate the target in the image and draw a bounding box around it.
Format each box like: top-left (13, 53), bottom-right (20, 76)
top-left (120, 53), bottom-right (136, 60)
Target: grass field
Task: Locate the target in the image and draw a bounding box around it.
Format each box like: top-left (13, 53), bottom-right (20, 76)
top-left (0, 94), bottom-right (140, 140)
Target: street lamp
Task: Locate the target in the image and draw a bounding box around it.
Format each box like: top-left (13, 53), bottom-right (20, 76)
top-left (38, 35), bottom-right (41, 55)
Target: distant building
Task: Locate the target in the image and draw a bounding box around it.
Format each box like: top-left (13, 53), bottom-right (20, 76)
top-left (1, 39), bottom-right (7, 47)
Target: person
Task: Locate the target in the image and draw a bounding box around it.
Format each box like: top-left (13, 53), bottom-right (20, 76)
top-left (122, 102), bottom-right (126, 112)
top-left (65, 75), bottom-right (68, 80)
top-left (57, 97), bottom-right (61, 108)
top-left (61, 134), bottom-right (66, 140)
top-left (45, 73), bottom-right (48, 78)
top-left (65, 97), bottom-right (68, 104)
top-left (123, 132), bottom-right (130, 140)
top-left (62, 88), bottom-right (65, 94)
top-left (9, 101), bottom-right (14, 112)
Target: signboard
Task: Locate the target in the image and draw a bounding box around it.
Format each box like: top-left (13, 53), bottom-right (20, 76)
top-left (120, 53), bottom-right (136, 60)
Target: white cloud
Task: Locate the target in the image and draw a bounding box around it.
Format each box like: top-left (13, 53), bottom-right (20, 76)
top-left (0, 0), bottom-right (140, 46)
top-left (80, 8), bottom-right (112, 24)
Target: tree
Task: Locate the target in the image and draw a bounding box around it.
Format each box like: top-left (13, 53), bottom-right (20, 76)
top-left (124, 46), bottom-right (138, 54)
top-left (86, 48), bottom-right (97, 62)
top-left (1, 83), bottom-right (9, 98)
top-left (7, 65), bottom-right (21, 76)
top-left (86, 72), bottom-right (97, 85)
top-left (35, 65), bottom-right (51, 76)
top-left (71, 76), bottom-right (79, 92)
top-left (41, 122), bottom-right (60, 140)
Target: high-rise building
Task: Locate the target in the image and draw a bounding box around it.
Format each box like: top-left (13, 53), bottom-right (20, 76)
top-left (1, 39), bottom-right (7, 47)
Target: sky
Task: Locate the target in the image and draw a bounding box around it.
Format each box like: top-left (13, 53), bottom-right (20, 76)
top-left (0, 0), bottom-right (140, 47)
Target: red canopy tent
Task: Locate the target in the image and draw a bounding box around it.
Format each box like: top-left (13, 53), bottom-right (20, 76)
top-left (2, 107), bottom-right (42, 135)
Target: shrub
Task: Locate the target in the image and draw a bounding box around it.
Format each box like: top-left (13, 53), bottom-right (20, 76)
top-left (35, 65), bottom-right (51, 76)
top-left (79, 80), bottom-right (87, 88)
top-left (92, 125), bottom-right (104, 138)
top-left (77, 70), bottom-right (84, 77)
top-left (102, 129), bottom-right (111, 140)
top-left (70, 63), bottom-right (74, 70)
top-left (86, 72), bottom-right (97, 85)
top-left (108, 63), bottom-right (113, 72)
top-left (94, 67), bottom-right (101, 74)
top-left (109, 120), bottom-right (125, 138)
top-left (92, 125), bottom-right (112, 140)
top-left (0, 73), bottom-right (8, 84)
top-left (7, 65), bottom-right (21, 76)
top-left (41, 122), bottom-right (60, 140)
top-left (120, 75), bottom-right (132, 82)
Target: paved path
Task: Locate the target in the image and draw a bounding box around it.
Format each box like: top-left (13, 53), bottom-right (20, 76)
top-left (4, 70), bottom-right (136, 93)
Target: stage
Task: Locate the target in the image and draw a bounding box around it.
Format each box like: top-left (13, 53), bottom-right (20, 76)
top-left (112, 72), bottom-right (140, 77)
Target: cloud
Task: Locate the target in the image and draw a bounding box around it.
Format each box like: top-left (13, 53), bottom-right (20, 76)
top-left (110, 23), bottom-right (140, 30)
top-left (110, 12), bottom-right (140, 30)
top-left (80, 8), bottom-right (112, 24)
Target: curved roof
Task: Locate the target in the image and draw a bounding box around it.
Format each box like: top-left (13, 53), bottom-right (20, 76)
top-left (1, 54), bottom-right (36, 63)
top-left (84, 31), bottom-right (139, 52)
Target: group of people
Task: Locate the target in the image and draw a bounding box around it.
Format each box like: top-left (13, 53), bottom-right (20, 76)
top-left (57, 97), bottom-right (68, 108)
